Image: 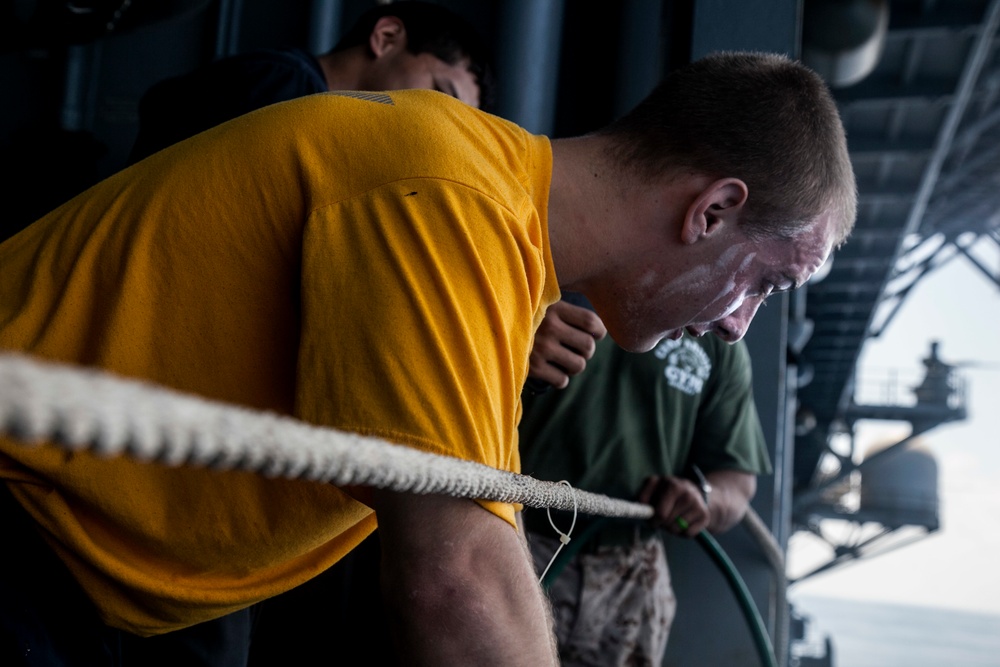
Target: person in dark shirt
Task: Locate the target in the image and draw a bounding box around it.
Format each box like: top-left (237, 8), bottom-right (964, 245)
top-left (128, 1), bottom-right (493, 164)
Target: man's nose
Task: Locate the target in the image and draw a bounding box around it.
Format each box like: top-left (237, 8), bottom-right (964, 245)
top-left (712, 299), bottom-right (762, 343)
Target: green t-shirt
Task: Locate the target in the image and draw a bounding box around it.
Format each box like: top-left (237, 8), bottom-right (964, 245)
top-left (519, 333), bottom-right (770, 538)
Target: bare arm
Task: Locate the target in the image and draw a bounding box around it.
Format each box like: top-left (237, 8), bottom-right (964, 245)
top-left (704, 469), bottom-right (756, 533)
top-left (527, 300), bottom-right (607, 389)
top-left (372, 489), bottom-right (557, 666)
top-left (639, 470), bottom-right (756, 537)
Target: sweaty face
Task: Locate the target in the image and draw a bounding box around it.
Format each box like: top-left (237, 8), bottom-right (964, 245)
top-left (366, 52), bottom-right (480, 108)
top-left (604, 214), bottom-right (835, 352)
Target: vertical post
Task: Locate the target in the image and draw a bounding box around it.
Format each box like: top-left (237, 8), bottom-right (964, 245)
top-left (308, 0), bottom-right (343, 54)
top-left (215, 0), bottom-right (245, 58)
top-left (613, 0), bottom-right (664, 118)
top-left (61, 44), bottom-right (101, 132)
top-left (493, 0), bottom-right (565, 134)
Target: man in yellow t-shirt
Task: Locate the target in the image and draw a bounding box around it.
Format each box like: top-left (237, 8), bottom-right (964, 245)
top-left (0, 52), bottom-right (856, 666)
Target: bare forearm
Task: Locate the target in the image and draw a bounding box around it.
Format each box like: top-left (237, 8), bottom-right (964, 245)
top-left (381, 545), bottom-right (556, 665)
top-left (705, 470), bottom-right (756, 533)
top-left (375, 492), bottom-right (557, 666)
top-left (527, 300), bottom-right (607, 389)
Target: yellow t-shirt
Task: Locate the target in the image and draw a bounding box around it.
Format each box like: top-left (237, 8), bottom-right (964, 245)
top-left (0, 89), bottom-right (559, 635)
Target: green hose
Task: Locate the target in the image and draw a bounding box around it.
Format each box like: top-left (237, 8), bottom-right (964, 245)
top-left (540, 516), bottom-right (778, 667)
top-left (684, 520), bottom-right (779, 667)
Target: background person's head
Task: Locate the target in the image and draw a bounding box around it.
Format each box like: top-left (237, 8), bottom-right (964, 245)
top-left (599, 51), bottom-right (856, 246)
top-left (328, 1), bottom-right (495, 110)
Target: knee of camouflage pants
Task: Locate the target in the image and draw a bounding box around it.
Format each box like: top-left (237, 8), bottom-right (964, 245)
top-left (529, 531), bottom-right (675, 667)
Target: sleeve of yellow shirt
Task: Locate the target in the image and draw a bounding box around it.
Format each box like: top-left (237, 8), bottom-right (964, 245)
top-left (293, 178), bottom-right (544, 528)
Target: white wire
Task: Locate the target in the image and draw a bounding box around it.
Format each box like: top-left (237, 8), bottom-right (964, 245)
top-left (538, 480), bottom-right (577, 583)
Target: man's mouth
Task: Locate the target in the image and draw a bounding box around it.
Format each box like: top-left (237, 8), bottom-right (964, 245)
top-left (685, 325), bottom-right (707, 338)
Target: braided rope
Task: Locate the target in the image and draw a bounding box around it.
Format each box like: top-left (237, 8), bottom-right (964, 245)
top-left (0, 353), bottom-right (652, 521)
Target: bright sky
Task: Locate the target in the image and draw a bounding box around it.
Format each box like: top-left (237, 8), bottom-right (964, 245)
top-left (787, 237), bottom-right (1000, 615)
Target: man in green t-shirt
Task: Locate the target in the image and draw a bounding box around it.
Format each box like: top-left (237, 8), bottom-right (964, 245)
top-left (519, 293), bottom-right (771, 667)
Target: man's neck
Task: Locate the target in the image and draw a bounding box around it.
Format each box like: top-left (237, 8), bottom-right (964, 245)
top-left (315, 48), bottom-right (366, 92)
top-left (547, 135), bottom-right (622, 293)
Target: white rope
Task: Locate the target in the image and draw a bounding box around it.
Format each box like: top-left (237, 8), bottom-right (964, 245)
top-left (0, 353), bottom-right (653, 521)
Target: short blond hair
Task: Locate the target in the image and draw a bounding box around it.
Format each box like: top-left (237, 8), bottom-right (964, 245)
top-left (601, 51), bottom-right (857, 246)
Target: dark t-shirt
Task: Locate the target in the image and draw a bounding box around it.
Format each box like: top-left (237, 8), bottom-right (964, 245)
top-left (129, 47), bottom-right (327, 164)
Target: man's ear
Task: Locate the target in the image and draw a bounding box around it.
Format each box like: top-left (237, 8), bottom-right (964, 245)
top-left (680, 178), bottom-right (749, 245)
top-left (369, 16), bottom-right (407, 58)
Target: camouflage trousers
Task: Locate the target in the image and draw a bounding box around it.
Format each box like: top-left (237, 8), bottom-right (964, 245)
top-left (530, 532), bottom-right (676, 667)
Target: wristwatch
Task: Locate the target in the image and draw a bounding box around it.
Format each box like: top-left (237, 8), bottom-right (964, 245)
top-left (690, 465), bottom-right (712, 507)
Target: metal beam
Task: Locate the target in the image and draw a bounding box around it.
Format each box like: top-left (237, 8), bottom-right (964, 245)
top-left (848, 136), bottom-right (935, 157)
top-left (835, 76), bottom-right (963, 104)
top-left (887, 3), bottom-right (992, 34)
top-left (954, 235), bottom-right (1000, 288)
top-left (837, 0), bottom-right (1000, 413)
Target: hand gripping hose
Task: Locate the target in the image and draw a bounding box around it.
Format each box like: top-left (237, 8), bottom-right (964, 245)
top-left (0, 352), bottom-right (777, 667)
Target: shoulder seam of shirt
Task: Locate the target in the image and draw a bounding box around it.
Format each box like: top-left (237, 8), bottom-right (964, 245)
top-left (325, 91), bottom-right (394, 105)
